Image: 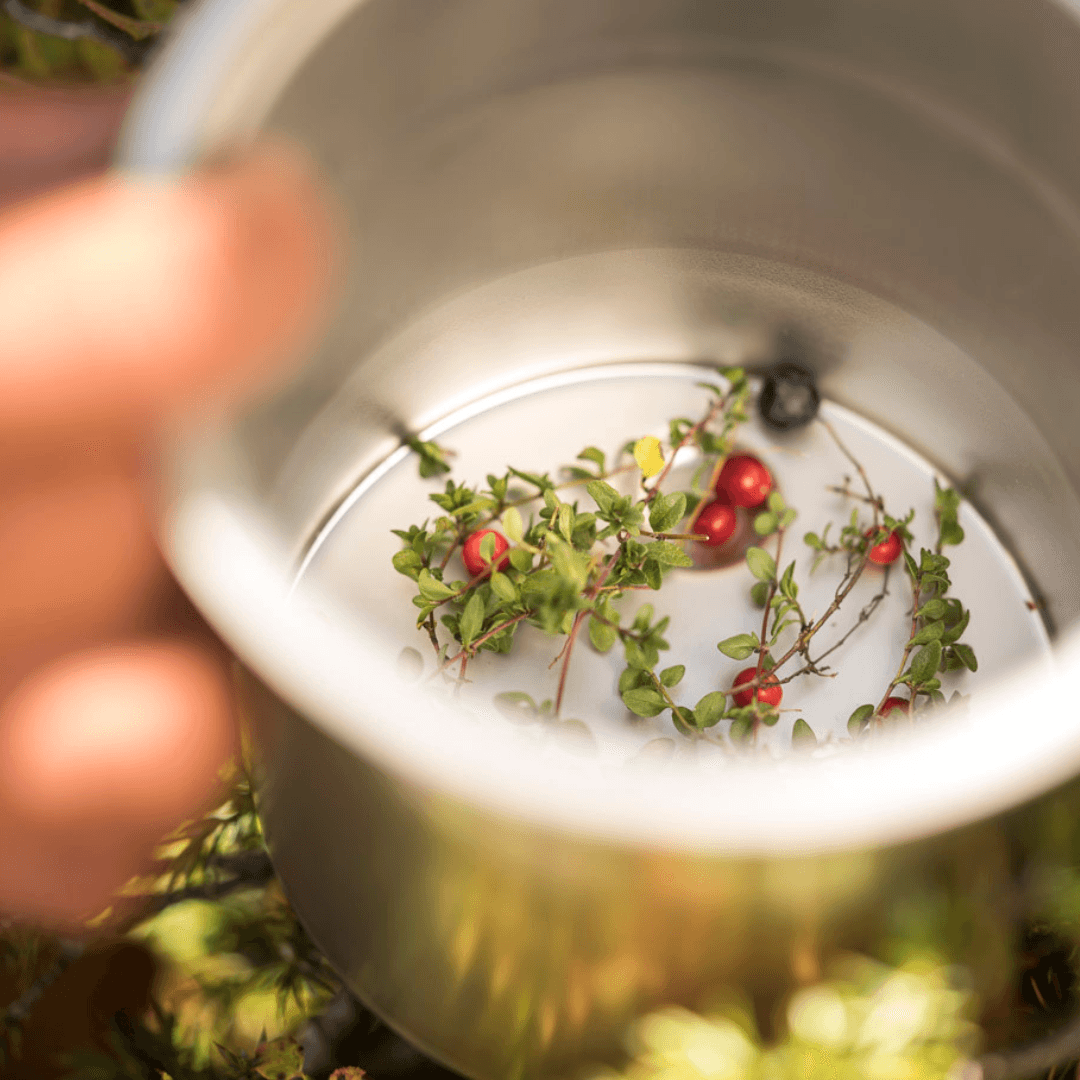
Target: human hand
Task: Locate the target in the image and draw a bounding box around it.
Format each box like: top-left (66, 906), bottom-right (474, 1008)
top-left (0, 86), bottom-right (336, 927)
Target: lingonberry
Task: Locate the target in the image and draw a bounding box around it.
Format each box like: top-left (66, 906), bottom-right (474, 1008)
top-left (866, 529), bottom-right (903, 566)
top-left (717, 454), bottom-right (773, 508)
top-left (878, 696), bottom-right (910, 718)
top-left (694, 500), bottom-right (738, 547)
top-left (732, 666), bottom-right (783, 708)
top-left (462, 529), bottom-right (510, 578)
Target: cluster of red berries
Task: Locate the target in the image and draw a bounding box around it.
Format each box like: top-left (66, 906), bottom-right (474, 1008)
top-left (455, 452), bottom-right (908, 720)
top-left (693, 453), bottom-right (773, 547)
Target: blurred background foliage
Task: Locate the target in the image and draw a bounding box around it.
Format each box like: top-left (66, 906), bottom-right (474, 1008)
top-left (4, 1), bottom-right (1080, 1077)
top-left (0, 0), bottom-right (177, 83)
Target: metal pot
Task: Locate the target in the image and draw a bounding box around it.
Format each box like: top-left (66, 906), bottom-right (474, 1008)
top-left (121, 1), bottom-right (1080, 1076)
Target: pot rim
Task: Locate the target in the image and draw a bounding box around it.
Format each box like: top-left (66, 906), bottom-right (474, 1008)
top-left (121, 0), bottom-right (1080, 855)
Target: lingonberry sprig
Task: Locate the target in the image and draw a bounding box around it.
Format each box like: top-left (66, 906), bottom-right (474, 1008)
top-left (392, 368), bottom-right (752, 709)
top-left (847, 481), bottom-right (977, 735)
top-left (391, 373), bottom-right (975, 751)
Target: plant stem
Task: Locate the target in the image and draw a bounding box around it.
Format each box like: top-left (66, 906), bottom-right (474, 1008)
top-left (441, 611), bottom-right (532, 668)
top-left (876, 574), bottom-right (923, 714)
top-left (554, 548), bottom-right (621, 716)
top-left (643, 395), bottom-right (729, 504)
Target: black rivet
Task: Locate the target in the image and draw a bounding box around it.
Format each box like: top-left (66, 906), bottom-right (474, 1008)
top-left (759, 362), bottom-right (820, 430)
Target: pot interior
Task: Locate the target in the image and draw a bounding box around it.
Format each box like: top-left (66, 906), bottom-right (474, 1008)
top-left (136, 0), bottom-right (1080, 831)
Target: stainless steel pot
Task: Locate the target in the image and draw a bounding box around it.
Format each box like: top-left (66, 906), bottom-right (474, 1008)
top-left (120, 1), bottom-right (1080, 1076)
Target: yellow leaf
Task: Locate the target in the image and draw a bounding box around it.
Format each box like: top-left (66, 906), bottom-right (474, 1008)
top-left (634, 436), bottom-right (665, 479)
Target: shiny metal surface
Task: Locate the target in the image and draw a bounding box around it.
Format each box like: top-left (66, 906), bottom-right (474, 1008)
top-left (121, 1), bottom-right (1080, 1076)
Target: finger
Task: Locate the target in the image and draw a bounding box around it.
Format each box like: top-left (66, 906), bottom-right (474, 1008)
top-left (0, 642), bottom-right (237, 927)
top-left (0, 465), bottom-right (161, 668)
top-left (0, 142), bottom-right (339, 443)
top-left (0, 86), bottom-right (131, 209)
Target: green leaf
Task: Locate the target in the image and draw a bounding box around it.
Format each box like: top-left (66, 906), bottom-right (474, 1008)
top-left (917, 599), bottom-right (948, 620)
top-left (480, 533), bottom-right (496, 561)
top-left (952, 643), bottom-right (978, 672)
top-left (908, 641), bottom-right (943, 685)
top-left (751, 581), bottom-right (770, 608)
top-left (577, 446), bottom-right (606, 472)
top-left (459, 592), bottom-right (485, 645)
top-left (804, 531), bottom-right (823, 551)
top-left (903, 551), bottom-right (920, 579)
top-left (848, 704), bottom-right (874, 734)
top-left (490, 571), bottom-right (517, 602)
top-left (779, 561), bottom-right (798, 600)
top-left (753, 511), bottom-right (778, 536)
top-left (649, 491), bottom-right (687, 534)
top-left (622, 687), bottom-right (667, 717)
top-left (392, 548), bottom-right (424, 580)
top-left (417, 569), bottom-right (456, 601)
top-left (509, 548), bottom-right (533, 573)
top-left (941, 608), bottom-right (971, 644)
top-left (717, 633), bottom-right (759, 661)
top-left (644, 560), bottom-right (663, 590)
top-left (494, 691), bottom-right (537, 722)
top-left (660, 665), bottom-right (686, 687)
top-left (503, 506), bottom-right (524, 543)
top-left (780, 508), bottom-right (797, 528)
top-left (406, 436), bottom-right (452, 478)
top-left (910, 620), bottom-right (946, 646)
top-left (693, 692), bottom-right (729, 728)
top-left (619, 667), bottom-right (648, 694)
top-left (767, 491), bottom-right (786, 513)
top-left (589, 616), bottom-right (618, 653)
top-left (558, 503), bottom-right (574, 542)
top-left (647, 541), bottom-right (694, 567)
top-left (587, 480), bottom-right (620, 515)
top-left (746, 546), bottom-right (777, 582)
top-left (792, 718), bottom-right (817, 748)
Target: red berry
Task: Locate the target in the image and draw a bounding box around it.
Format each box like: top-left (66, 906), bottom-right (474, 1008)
top-left (462, 529), bottom-right (510, 578)
top-left (866, 529), bottom-right (903, 566)
top-left (717, 454), bottom-right (773, 508)
top-left (731, 667), bottom-right (783, 708)
top-left (694, 500), bottom-right (738, 547)
top-left (879, 696), bottom-right (910, 718)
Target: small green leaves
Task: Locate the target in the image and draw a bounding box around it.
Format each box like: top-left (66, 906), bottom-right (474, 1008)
top-left (459, 592), bottom-right (485, 646)
top-left (503, 505), bottom-right (524, 542)
top-left (577, 446), bottom-right (606, 473)
top-left (490, 571), bottom-right (517, 602)
top-left (910, 620), bottom-right (946, 646)
top-left (907, 641), bottom-right (943, 686)
top-left (659, 665), bottom-right (686, 687)
top-left (717, 633), bottom-right (759, 661)
top-left (917, 598), bottom-right (947, 620)
top-left (589, 616), bottom-right (618, 653)
top-left (750, 581), bottom-right (770, 608)
top-left (848, 704), bottom-right (874, 734)
top-left (951, 643), bottom-right (978, 672)
top-left (494, 691), bottom-right (538, 722)
top-left (649, 491), bottom-right (687, 533)
top-left (779, 561), bottom-right (798, 600)
top-left (586, 480), bottom-right (619, 514)
top-left (407, 437), bottom-right (453, 478)
top-left (392, 548), bottom-right (424, 580)
top-left (693, 692), bottom-right (729, 728)
top-left (935, 481), bottom-right (965, 547)
top-left (417, 569), bottom-right (456, 602)
top-left (753, 510), bottom-right (778, 536)
top-left (622, 687), bottom-right (667, 717)
top-left (746, 546), bottom-right (777, 582)
top-left (646, 541), bottom-right (694, 567)
top-left (792, 718), bottom-right (817, 748)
